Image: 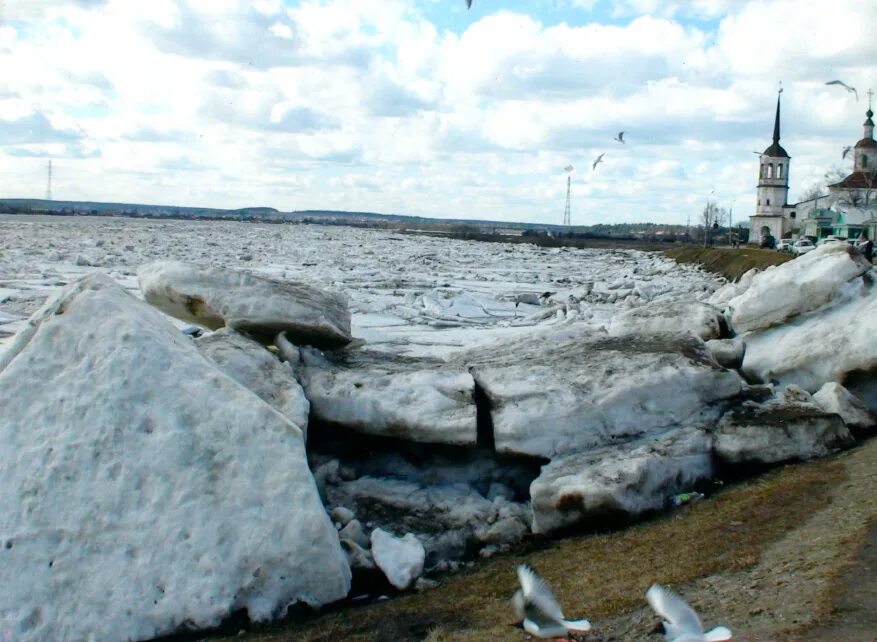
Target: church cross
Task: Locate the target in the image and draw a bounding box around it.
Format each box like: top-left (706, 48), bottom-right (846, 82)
top-left (869, 88), bottom-right (874, 110)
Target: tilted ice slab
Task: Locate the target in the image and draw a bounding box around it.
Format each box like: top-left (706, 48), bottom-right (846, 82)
top-left (196, 327), bottom-right (310, 435)
top-left (462, 328), bottom-right (743, 458)
top-left (530, 427), bottom-right (713, 534)
top-left (138, 260), bottom-right (352, 348)
top-left (298, 347), bottom-right (477, 446)
top-left (607, 300), bottom-right (725, 341)
top-left (726, 243), bottom-right (871, 334)
top-left (0, 274), bottom-right (350, 642)
top-left (742, 279), bottom-right (877, 392)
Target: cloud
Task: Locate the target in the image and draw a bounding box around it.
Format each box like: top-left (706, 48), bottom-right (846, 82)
top-left (0, 112), bottom-right (81, 144)
top-left (205, 69), bottom-right (247, 89)
top-left (364, 78), bottom-right (437, 117)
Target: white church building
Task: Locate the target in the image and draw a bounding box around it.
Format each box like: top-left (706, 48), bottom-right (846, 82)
top-left (749, 91), bottom-right (877, 245)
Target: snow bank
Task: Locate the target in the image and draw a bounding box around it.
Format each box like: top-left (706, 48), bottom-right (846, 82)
top-left (530, 428), bottom-right (713, 534)
top-left (0, 274), bottom-right (350, 642)
top-left (607, 300), bottom-right (725, 340)
top-left (727, 244), bottom-right (870, 333)
top-left (298, 347), bottom-right (477, 446)
top-left (463, 329), bottom-right (743, 457)
top-left (197, 327), bottom-right (310, 435)
top-left (138, 260), bottom-right (352, 348)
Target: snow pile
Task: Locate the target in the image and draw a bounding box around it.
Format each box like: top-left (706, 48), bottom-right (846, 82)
top-left (299, 347), bottom-right (477, 445)
top-left (370, 529), bottom-right (425, 590)
top-left (0, 274), bottom-right (350, 642)
top-left (707, 267), bottom-right (760, 307)
top-left (530, 427), bottom-right (713, 534)
top-left (463, 329), bottom-right (743, 457)
top-left (138, 260), bottom-right (352, 348)
top-left (607, 300), bottom-right (725, 340)
top-left (726, 244), bottom-right (871, 333)
top-left (196, 327), bottom-right (310, 435)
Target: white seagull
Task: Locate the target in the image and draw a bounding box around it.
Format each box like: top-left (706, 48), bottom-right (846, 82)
top-left (842, 145), bottom-right (852, 160)
top-left (592, 153), bottom-right (605, 170)
top-left (825, 80), bottom-right (858, 101)
top-left (512, 565), bottom-right (591, 640)
top-left (614, 131), bottom-right (625, 144)
top-left (646, 584), bottom-right (732, 642)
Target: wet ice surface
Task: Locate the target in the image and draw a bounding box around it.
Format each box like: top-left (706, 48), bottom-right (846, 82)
top-left (0, 215), bottom-right (722, 354)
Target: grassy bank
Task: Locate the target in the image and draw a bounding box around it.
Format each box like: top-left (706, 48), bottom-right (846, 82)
top-left (663, 246), bottom-right (793, 281)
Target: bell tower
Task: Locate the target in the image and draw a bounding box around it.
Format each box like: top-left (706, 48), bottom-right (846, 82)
top-left (756, 90), bottom-right (790, 216)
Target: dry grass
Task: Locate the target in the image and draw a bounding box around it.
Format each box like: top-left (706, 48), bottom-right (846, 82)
top-left (663, 246), bottom-right (793, 281)
top-left (223, 458), bottom-right (845, 642)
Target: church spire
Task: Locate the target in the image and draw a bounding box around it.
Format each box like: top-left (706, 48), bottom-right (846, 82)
top-left (773, 91), bottom-right (782, 145)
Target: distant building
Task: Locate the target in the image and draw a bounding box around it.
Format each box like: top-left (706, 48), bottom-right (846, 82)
top-left (750, 94), bottom-right (877, 244)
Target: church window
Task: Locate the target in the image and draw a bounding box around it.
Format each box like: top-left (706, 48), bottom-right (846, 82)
top-left (768, 164), bottom-right (774, 178)
top-left (767, 198), bottom-right (771, 206)
top-left (777, 164), bottom-right (783, 179)
top-left (864, 154), bottom-right (869, 168)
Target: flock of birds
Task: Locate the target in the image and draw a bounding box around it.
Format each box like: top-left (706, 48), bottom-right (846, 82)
top-left (513, 565), bottom-right (732, 642)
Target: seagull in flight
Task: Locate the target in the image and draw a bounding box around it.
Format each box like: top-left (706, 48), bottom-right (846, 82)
top-left (592, 153), bottom-right (605, 170)
top-left (646, 584), bottom-right (732, 642)
top-left (614, 131), bottom-right (625, 144)
top-left (465, 0), bottom-right (472, 8)
top-left (826, 80), bottom-right (858, 101)
top-left (512, 565), bottom-right (591, 640)
top-left (842, 145), bottom-right (852, 160)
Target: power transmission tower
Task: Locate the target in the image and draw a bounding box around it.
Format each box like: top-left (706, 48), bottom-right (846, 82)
top-left (563, 175), bottom-right (571, 226)
top-left (46, 160), bottom-right (53, 201)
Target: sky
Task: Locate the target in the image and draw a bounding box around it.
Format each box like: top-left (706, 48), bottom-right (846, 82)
top-left (0, 0), bottom-right (874, 225)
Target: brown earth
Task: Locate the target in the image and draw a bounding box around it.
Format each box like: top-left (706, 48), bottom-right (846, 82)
top-left (663, 246), bottom-right (794, 282)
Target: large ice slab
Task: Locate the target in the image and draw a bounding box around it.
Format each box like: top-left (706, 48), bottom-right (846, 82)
top-left (530, 427), bottom-right (713, 534)
top-left (726, 244), bottom-right (871, 334)
top-left (607, 300), bottom-right (725, 341)
top-left (196, 327), bottom-right (310, 435)
top-left (742, 280), bottom-right (877, 391)
top-left (138, 260), bottom-right (352, 348)
top-left (0, 274), bottom-right (350, 642)
top-left (298, 347), bottom-right (477, 446)
top-left (813, 382), bottom-right (876, 431)
top-left (712, 395), bottom-right (853, 465)
top-left (463, 329), bottom-right (743, 457)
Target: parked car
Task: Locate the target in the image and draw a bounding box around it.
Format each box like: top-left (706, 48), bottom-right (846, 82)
top-left (776, 238), bottom-right (794, 252)
top-left (817, 235), bottom-right (844, 246)
top-left (793, 239), bottom-right (816, 255)
top-left (760, 234), bottom-right (776, 249)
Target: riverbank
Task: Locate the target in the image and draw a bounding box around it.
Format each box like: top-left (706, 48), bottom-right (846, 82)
top-left (209, 436), bottom-right (877, 642)
top-left (663, 246), bottom-right (793, 281)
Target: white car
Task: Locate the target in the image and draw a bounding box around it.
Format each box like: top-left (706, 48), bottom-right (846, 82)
top-left (793, 239), bottom-right (816, 255)
top-left (776, 238), bottom-right (794, 252)
top-left (817, 235), bottom-right (844, 246)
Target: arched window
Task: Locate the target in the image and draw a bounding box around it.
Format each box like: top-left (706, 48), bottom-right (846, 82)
top-left (768, 164), bottom-right (774, 178)
top-left (760, 164), bottom-right (765, 178)
top-left (864, 154), bottom-right (869, 169)
top-left (767, 198), bottom-right (771, 206)
top-left (777, 164), bottom-right (783, 179)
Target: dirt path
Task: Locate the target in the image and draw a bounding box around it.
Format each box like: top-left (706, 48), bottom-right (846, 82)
top-left (206, 436), bottom-right (877, 642)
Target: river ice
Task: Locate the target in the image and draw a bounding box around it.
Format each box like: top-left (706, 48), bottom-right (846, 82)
top-left (0, 215), bottom-right (722, 354)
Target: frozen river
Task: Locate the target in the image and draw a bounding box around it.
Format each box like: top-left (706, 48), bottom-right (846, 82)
top-left (0, 214), bottom-right (722, 353)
